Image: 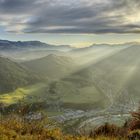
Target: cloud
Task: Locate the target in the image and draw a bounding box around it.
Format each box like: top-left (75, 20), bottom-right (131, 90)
top-left (0, 0), bottom-right (140, 34)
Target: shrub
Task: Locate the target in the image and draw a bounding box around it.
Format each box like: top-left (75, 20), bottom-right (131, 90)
top-left (128, 107), bottom-right (140, 131)
top-left (89, 123), bottom-right (125, 138)
top-left (127, 130), bottom-right (140, 140)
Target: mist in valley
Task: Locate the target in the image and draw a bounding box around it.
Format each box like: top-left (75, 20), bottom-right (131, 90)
top-left (0, 40), bottom-right (140, 133)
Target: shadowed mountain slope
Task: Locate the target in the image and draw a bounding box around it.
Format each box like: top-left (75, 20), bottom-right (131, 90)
top-left (0, 56), bottom-right (40, 93)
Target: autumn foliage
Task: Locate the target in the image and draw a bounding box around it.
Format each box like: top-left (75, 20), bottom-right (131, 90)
top-left (0, 106), bottom-right (140, 139)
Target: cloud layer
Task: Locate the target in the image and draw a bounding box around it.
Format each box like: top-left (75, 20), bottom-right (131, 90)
top-left (0, 0), bottom-right (140, 34)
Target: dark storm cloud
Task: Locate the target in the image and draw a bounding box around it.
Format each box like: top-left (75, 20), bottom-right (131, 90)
top-left (0, 0), bottom-right (140, 34)
top-left (0, 0), bottom-right (36, 14)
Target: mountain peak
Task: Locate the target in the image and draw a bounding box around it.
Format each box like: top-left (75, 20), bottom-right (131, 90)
top-left (46, 54), bottom-right (58, 58)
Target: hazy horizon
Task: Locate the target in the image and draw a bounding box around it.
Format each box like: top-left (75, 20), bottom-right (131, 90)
top-left (0, 37), bottom-right (140, 48)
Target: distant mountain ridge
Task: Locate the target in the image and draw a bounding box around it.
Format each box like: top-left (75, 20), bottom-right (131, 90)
top-left (1, 39), bottom-right (139, 52)
top-left (71, 42), bottom-right (140, 53)
top-left (0, 39), bottom-right (73, 51)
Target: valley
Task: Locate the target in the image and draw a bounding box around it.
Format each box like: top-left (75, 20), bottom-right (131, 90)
top-left (0, 40), bottom-right (140, 133)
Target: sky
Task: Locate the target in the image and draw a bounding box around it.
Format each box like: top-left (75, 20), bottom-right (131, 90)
top-left (0, 0), bottom-right (140, 47)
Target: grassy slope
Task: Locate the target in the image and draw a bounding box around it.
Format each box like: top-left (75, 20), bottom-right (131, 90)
top-left (0, 57), bottom-right (40, 93)
top-left (23, 54), bottom-right (78, 79)
top-left (0, 80), bottom-right (106, 110)
top-left (0, 83), bottom-right (47, 105)
top-left (48, 76), bottom-right (109, 110)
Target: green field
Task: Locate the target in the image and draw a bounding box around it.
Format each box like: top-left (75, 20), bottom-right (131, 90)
top-left (0, 83), bottom-right (47, 105)
top-left (0, 80), bottom-right (109, 111)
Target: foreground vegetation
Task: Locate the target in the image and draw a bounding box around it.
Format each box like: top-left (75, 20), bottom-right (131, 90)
top-left (0, 106), bottom-right (140, 140)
